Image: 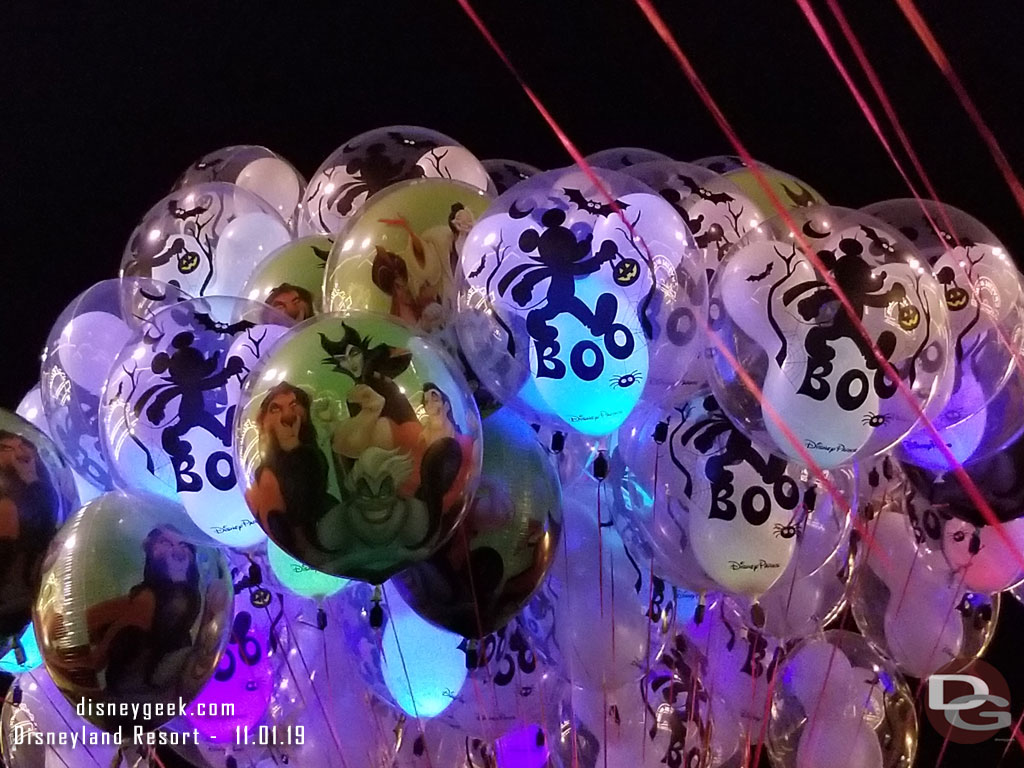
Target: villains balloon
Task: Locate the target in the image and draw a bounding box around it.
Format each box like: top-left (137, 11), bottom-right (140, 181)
top-left (457, 165), bottom-right (706, 436)
top-left (121, 181), bottom-right (292, 298)
top-left (100, 296), bottom-right (293, 548)
top-left (482, 158), bottom-right (542, 195)
top-left (34, 491), bottom-right (232, 732)
top-left (175, 144), bottom-right (306, 232)
top-left (864, 199), bottom-right (1024, 468)
top-left (242, 235), bottom-right (334, 321)
top-left (302, 125), bottom-right (493, 236)
top-left (709, 206), bottom-right (951, 467)
top-left (17, 386), bottom-right (102, 504)
top-left (0, 409), bottom-right (78, 643)
top-left (711, 166), bottom-right (826, 217)
top-left (394, 408), bottom-right (561, 637)
top-left (324, 178), bottom-right (493, 337)
top-left (235, 311), bottom-right (481, 583)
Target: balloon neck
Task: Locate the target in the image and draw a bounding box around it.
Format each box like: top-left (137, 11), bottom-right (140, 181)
top-left (694, 593), bottom-right (707, 625)
top-left (316, 607), bottom-right (328, 631)
top-left (11, 685), bottom-right (22, 705)
top-left (592, 450), bottom-right (609, 482)
top-left (464, 639), bottom-right (479, 670)
top-left (750, 602), bottom-right (765, 629)
top-left (653, 420), bottom-right (669, 445)
top-left (550, 431), bottom-right (566, 454)
top-left (369, 586), bottom-right (384, 630)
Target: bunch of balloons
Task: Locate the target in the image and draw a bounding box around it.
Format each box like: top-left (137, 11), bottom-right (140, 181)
top-left (3, 128), bottom-right (1024, 768)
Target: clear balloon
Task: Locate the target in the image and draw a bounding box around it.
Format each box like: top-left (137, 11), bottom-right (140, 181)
top-left (34, 490), bottom-right (232, 732)
top-left (456, 165), bottom-right (706, 437)
top-left (16, 386), bottom-right (102, 504)
top-left (1, 668), bottom-right (122, 768)
top-left (768, 631), bottom-right (917, 768)
top-left (394, 408), bottom-right (561, 637)
top-left (302, 125), bottom-right (493, 236)
top-left (100, 296), bottom-right (293, 548)
top-left (691, 155), bottom-right (771, 175)
top-left (583, 147), bottom-right (673, 170)
top-left (0, 408), bottom-right (78, 644)
top-left (708, 205), bottom-right (951, 468)
top-left (241, 235), bottom-right (334, 321)
top-left (712, 166), bottom-right (825, 216)
top-left (175, 144), bottom-right (306, 232)
top-left (40, 279), bottom-right (158, 491)
top-left (482, 158), bottom-right (542, 195)
top-left (323, 178), bottom-right (493, 339)
top-left (121, 181), bottom-right (292, 298)
top-left (863, 199), bottom-right (1024, 468)
top-left (235, 311), bottom-right (482, 582)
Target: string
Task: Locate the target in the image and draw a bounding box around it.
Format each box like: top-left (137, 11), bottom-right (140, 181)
top-left (893, 0), bottom-right (1024, 218)
top-left (628, 0), bottom-right (1024, 572)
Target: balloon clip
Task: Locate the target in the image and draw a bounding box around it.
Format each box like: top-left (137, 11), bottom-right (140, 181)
top-left (694, 593), bottom-right (707, 625)
top-left (316, 607), bottom-right (328, 631)
top-left (464, 639), bottom-right (479, 669)
top-left (370, 586), bottom-right (384, 630)
top-left (11, 685), bottom-right (22, 705)
top-left (653, 420), bottom-right (669, 445)
top-left (550, 431), bottom-right (566, 454)
top-left (750, 602), bottom-right (765, 628)
top-left (592, 450), bottom-right (609, 482)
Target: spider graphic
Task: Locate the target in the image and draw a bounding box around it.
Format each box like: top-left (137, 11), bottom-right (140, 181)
top-left (773, 521), bottom-right (798, 539)
top-left (861, 412), bottom-right (889, 427)
top-left (610, 370), bottom-right (643, 389)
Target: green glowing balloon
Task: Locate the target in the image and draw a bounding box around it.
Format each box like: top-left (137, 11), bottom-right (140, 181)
top-left (266, 539), bottom-right (349, 598)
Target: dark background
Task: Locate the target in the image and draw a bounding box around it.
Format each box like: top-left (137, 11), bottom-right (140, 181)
top-left (2, 1), bottom-right (1023, 765)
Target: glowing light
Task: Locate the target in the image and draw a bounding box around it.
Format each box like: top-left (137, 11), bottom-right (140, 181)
top-left (267, 540), bottom-right (348, 598)
top-left (380, 586), bottom-right (466, 718)
top-left (0, 624), bottom-right (43, 674)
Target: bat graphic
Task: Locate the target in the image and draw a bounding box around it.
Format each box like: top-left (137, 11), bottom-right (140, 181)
top-left (563, 188), bottom-right (629, 217)
top-left (696, 187), bottom-right (735, 204)
top-left (311, 245), bottom-right (331, 264)
top-left (193, 312), bottom-right (257, 336)
top-left (675, 173), bottom-right (703, 196)
top-left (167, 200), bottom-right (208, 219)
top-left (467, 256), bottom-right (487, 279)
top-left (746, 263), bottom-right (774, 282)
top-left (780, 182), bottom-right (817, 208)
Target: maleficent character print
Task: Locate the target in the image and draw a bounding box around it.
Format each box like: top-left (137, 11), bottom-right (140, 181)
top-left (236, 313), bottom-right (481, 584)
top-left (457, 166), bottom-right (705, 436)
top-left (710, 206), bottom-right (951, 468)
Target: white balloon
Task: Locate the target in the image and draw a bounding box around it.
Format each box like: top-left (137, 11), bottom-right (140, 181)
top-left (213, 212), bottom-right (292, 297)
top-left (883, 586), bottom-right (964, 678)
top-left (56, 310), bottom-right (133, 394)
top-left (796, 714), bottom-right (882, 768)
top-left (942, 517), bottom-right (1024, 593)
top-left (237, 157), bottom-right (303, 226)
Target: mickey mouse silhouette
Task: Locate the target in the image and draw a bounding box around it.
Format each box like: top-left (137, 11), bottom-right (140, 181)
top-left (498, 208), bottom-right (619, 344)
top-left (135, 332), bottom-right (245, 463)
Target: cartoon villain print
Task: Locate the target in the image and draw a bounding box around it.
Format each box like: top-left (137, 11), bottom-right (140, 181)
top-left (0, 431), bottom-right (60, 637)
top-left (267, 283), bottom-right (315, 321)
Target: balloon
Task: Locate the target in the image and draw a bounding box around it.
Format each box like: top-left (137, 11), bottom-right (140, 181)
top-left (863, 199), bottom-right (1024, 468)
top-left (100, 296), bottom-right (293, 548)
top-left (323, 178), bottom-right (493, 339)
top-left (0, 623), bottom-right (42, 674)
top-left (39, 280), bottom-right (152, 491)
top-left (267, 539), bottom-right (348, 598)
top-left (184, 594), bottom-right (276, 743)
top-left (623, 160), bottom-right (765, 280)
top-left (16, 386), bottom-right (102, 504)
top-left (34, 490), bottom-right (232, 732)
top-left (236, 311), bottom-right (482, 582)
top-left (117, 276), bottom-right (194, 331)
top-left (711, 166), bottom-right (826, 216)
top-left (942, 517), bottom-right (1024, 592)
top-left (302, 125), bottom-right (493, 236)
top-left (901, 428), bottom-right (1024, 526)
top-left (457, 165), bottom-right (706, 437)
top-left (1, 669), bottom-right (121, 768)
top-left (338, 582), bottom-right (467, 718)
top-left (548, 641), bottom-right (711, 768)
top-left (437, 618), bottom-right (565, 744)
top-left (522, 475), bottom-right (668, 692)
top-left (768, 631), bottom-right (917, 768)
top-left (121, 181), bottom-right (292, 298)
top-left (175, 144), bottom-right (306, 232)
top-left (241, 235), bottom-right (334, 320)
top-left (0, 409), bottom-right (78, 643)
top-left (618, 393), bottom-right (837, 600)
top-left (394, 408), bottom-right (562, 637)
top-left (680, 597), bottom-right (783, 734)
top-left (482, 158), bottom-right (542, 195)
top-left (583, 147), bottom-right (673, 170)
top-left (708, 205), bottom-right (951, 468)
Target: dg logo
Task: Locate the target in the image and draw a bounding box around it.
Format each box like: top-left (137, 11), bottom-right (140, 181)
top-left (926, 658), bottom-right (1012, 744)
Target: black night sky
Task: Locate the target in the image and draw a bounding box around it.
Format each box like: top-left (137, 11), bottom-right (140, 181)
top-left (3, 2), bottom-right (1024, 765)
